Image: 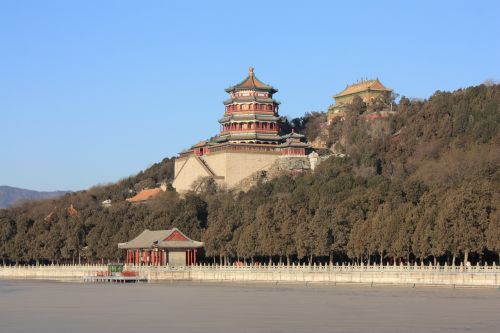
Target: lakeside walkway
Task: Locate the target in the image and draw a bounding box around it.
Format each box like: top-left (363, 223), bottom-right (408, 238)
top-left (1, 262), bottom-right (499, 287)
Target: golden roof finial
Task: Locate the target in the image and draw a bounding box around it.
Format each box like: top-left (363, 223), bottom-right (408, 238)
top-left (249, 66), bottom-right (254, 76)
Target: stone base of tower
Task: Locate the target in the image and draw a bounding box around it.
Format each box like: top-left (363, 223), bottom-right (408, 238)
top-left (172, 148), bottom-right (281, 193)
top-left (172, 143), bottom-right (323, 193)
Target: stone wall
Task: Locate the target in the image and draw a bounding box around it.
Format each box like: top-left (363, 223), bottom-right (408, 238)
top-left (201, 151), bottom-right (227, 180)
top-left (224, 151), bottom-right (280, 187)
top-left (141, 263), bottom-right (500, 287)
top-left (172, 151), bottom-right (281, 192)
top-left (2, 263), bottom-right (499, 287)
top-left (0, 264), bottom-right (107, 280)
top-left (172, 155), bottom-right (213, 192)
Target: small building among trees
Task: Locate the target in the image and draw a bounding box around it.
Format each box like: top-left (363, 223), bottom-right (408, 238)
top-left (118, 228), bottom-right (203, 266)
top-left (327, 79), bottom-right (392, 121)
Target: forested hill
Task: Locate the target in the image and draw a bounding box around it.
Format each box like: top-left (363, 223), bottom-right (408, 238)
top-left (0, 83), bottom-right (498, 265)
top-left (0, 186), bottom-right (69, 209)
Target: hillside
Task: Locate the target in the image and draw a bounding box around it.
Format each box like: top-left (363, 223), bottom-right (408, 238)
top-left (0, 186), bottom-right (69, 209)
top-left (0, 83), bottom-right (498, 265)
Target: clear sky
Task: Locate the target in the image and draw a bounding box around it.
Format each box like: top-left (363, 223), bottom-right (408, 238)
top-left (1, 1), bottom-right (499, 191)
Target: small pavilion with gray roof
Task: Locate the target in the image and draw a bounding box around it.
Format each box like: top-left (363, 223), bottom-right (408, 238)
top-left (118, 228), bottom-right (204, 266)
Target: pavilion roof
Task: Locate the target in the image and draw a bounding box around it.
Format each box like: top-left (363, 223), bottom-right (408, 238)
top-left (126, 188), bottom-right (164, 203)
top-left (118, 228), bottom-right (204, 250)
top-left (279, 141), bottom-right (310, 148)
top-left (334, 79), bottom-right (391, 98)
top-left (281, 131), bottom-right (306, 140)
top-left (225, 67), bottom-right (278, 94)
top-left (279, 131), bottom-right (310, 148)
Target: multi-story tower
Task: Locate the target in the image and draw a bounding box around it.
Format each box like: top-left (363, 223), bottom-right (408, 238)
top-left (172, 68), bottom-right (312, 193)
top-left (217, 67), bottom-right (281, 145)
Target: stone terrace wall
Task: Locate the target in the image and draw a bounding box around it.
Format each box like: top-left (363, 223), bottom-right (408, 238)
top-left (0, 264), bottom-right (107, 280)
top-left (141, 263), bottom-right (500, 287)
top-left (1, 263), bottom-right (499, 287)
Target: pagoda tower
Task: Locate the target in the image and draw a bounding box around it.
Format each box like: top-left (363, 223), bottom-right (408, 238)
top-left (216, 67), bottom-right (282, 145)
top-left (172, 68), bottom-right (314, 193)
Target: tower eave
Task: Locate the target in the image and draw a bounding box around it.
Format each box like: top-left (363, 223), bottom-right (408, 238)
top-left (223, 98), bottom-right (281, 105)
top-left (225, 86), bottom-right (278, 94)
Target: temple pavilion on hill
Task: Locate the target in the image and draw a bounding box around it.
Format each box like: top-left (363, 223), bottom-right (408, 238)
top-left (118, 228), bottom-right (203, 266)
top-left (217, 66), bottom-right (282, 145)
top-left (172, 68), bottom-right (316, 192)
top-left (327, 79), bottom-right (392, 121)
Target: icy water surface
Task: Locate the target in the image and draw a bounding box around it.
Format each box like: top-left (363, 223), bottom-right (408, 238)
top-left (0, 280), bottom-right (499, 333)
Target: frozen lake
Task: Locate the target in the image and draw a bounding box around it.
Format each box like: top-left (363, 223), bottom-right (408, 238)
top-left (0, 280), bottom-right (499, 333)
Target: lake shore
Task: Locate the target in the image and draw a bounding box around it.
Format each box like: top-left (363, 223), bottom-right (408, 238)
top-left (1, 280), bottom-right (499, 333)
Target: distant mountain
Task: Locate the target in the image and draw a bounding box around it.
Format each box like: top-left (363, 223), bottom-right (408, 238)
top-left (0, 186), bottom-right (69, 209)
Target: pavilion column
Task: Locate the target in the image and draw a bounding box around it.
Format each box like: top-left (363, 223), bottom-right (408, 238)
top-left (194, 249), bottom-right (197, 265)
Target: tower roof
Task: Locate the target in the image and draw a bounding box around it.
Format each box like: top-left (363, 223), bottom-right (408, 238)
top-left (334, 79), bottom-right (391, 98)
top-left (279, 130), bottom-right (310, 148)
top-left (225, 67), bottom-right (278, 94)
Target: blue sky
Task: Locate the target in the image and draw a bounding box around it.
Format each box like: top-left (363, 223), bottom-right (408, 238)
top-left (1, 1), bottom-right (499, 191)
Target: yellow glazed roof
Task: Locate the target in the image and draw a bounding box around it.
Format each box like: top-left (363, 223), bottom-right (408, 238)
top-left (334, 79), bottom-right (391, 98)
